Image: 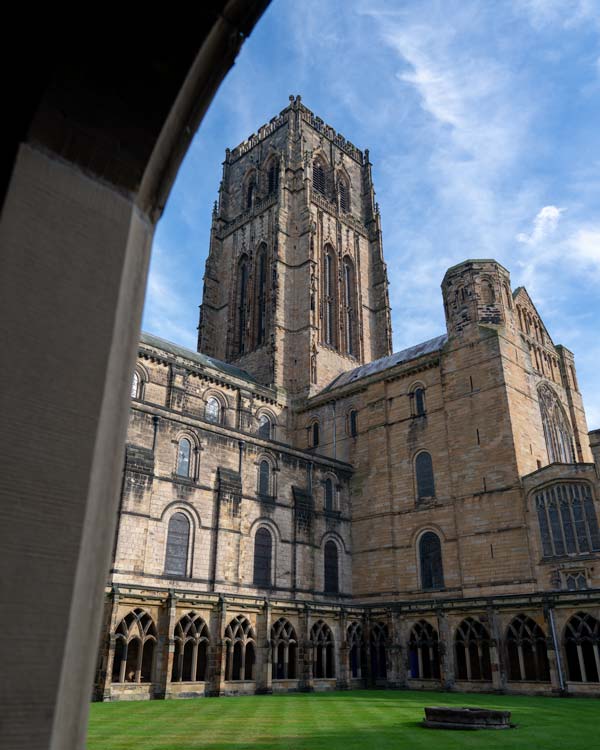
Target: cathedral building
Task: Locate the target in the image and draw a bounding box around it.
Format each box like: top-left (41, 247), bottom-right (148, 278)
top-left (95, 96), bottom-right (600, 701)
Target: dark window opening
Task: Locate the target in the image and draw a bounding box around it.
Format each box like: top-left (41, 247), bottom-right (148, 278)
top-left (253, 527), bottom-right (272, 587)
top-left (419, 531), bottom-right (444, 590)
top-left (415, 451), bottom-right (435, 500)
top-left (164, 513), bottom-right (190, 577)
top-left (324, 540), bottom-right (339, 593)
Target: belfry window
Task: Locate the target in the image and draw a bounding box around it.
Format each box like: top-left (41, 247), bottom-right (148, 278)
top-left (255, 246), bottom-right (267, 347)
top-left (267, 162), bottom-right (278, 195)
top-left (164, 512), bottom-right (190, 577)
top-left (419, 532), bottom-right (444, 590)
top-left (342, 257), bottom-right (357, 356)
top-left (323, 247), bottom-right (337, 348)
top-left (338, 180), bottom-right (349, 212)
top-left (313, 160), bottom-right (326, 196)
top-left (535, 482), bottom-right (600, 558)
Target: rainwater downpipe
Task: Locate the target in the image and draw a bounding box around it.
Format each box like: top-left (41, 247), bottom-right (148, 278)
top-left (548, 606), bottom-right (565, 691)
top-left (332, 401), bottom-right (337, 459)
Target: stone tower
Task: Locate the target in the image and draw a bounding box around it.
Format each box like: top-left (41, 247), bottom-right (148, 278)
top-left (197, 95), bottom-right (392, 396)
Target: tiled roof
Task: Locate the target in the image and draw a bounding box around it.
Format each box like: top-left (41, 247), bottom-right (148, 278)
top-left (320, 334), bottom-right (448, 393)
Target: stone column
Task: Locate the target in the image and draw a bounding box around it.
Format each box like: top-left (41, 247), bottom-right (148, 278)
top-left (299, 606), bottom-right (314, 692)
top-left (256, 600), bottom-right (273, 694)
top-left (162, 593), bottom-right (179, 699)
top-left (337, 609), bottom-right (349, 690)
top-left (437, 611), bottom-right (455, 690)
top-left (385, 611), bottom-right (404, 688)
top-left (99, 590), bottom-right (121, 701)
top-left (488, 608), bottom-right (506, 692)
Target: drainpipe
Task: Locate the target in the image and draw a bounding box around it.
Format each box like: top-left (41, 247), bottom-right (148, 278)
top-left (332, 401), bottom-right (337, 459)
top-left (548, 606), bottom-right (565, 692)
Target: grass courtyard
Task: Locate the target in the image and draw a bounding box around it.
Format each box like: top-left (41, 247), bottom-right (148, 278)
top-left (87, 689), bottom-right (598, 750)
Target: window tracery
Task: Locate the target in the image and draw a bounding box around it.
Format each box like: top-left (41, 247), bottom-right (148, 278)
top-left (538, 384), bottom-right (575, 464)
top-left (535, 482), bottom-right (600, 557)
top-left (271, 618), bottom-right (297, 679)
top-left (409, 620), bottom-right (440, 679)
top-left (172, 613), bottom-right (209, 682)
top-left (111, 609), bottom-right (157, 684)
top-left (310, 620), bottom-right (335, 678)
top-left (224, 616), bottom-right (255, 681)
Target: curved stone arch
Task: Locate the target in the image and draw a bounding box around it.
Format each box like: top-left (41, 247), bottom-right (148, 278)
top-left (254, 451), bottom-right (278, 498)
top-left (413, 449), bottom-right (436, 502)
top-left (321, 470), bottom-right (339, 512)
top-left (159, 501), bottom-right (202, 530)
top-left (261, 149), bottom-right (280, 194)
top-left (319, 529), bottom-right (349, 555)
top-left (478, 274), bottom-right (496, 304)
top-left (537, 383), bottom-right (575, 464)
top-left (335, 167), bottom-right (352, 212)
top-left (415, 528), bottom-right (444, 591)
top-left (202, 388), bottom-right (228, 425)
top-left (249, 519), bottom-right (279, 589)
top-left (408, 380), bottom-right (427, 416)
top-left (410, 523), bottom-right (447, 547)
top-left (161, 506), bottom-right (196, 579)
top-left (223, 615), bottom-right (256, 681)
top-left (171, 611), bottom-right (210, 683)
top-left (562, 611), bottom-right (600, 683)
top-left (131, 362), bottom-right (149, 399)
top-left (307, 416), bottom-right (321, 448)
top-left (345, 404), bottom-right (359, 437)
top-left (111, 608), bottom-right (158, 684)
top-left (408, 618), bottom-right (441, 680)
top-left (248, 516), bottom-right (282, 544)
top-left (270, 617), bottom-right (298, 680)
top-left (242, 167), bottom-right (258, 209)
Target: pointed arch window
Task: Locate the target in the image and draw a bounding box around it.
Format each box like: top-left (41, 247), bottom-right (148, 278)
top-left (172, 613), bottom-right (210, 682)
top-left (253, 527), bottom-right (272, 587)
top-left (112, 609), bottom-right (157, 684)
top-left (235, 255), bottom-right (249, 355)
top-left (347, 621), bottom-right (365, 679)
top-left (324, 540), bottom-right (339, 593)
top-left (311, 620), bottom-right (335, 678)
top-left (224, 616), bottom-right (255, 681)
top-left (454, 618), bottom-right (492, 681)
top-left (323, 246), bottom-right (337, 348)
top-left (271, 618), bottom-right (297, 679)
top-left (255, 246), bottom-right (267, 347)
top-left (506, 615), bottom-right (550, 682)
top-left (342, 256), bottom-right (357, 356)
top-left (246, 178), bottom-right (255, 209)
top-left (419, 531), bottom-right (444, 590)
top-left (267, 161), bottom-right (278, 195)
top-left (370, 622), bottom-right (388, 680)
top-left (176, 438), bottom-right (191, 477)
top-left (415, 451), bottom-right (435, 501)
top-left (409, 620), bottom-right (440, 679)
top-left (538, 384), bottom-right (575, 464)
top-left (564, 612), bottom-right (600, 683)
top-left (164, 512), bottom-right (190, 577)
top-left (313, 160), bottom-right (326, 196)
top-left (534, 482), bottom-right (600, 558)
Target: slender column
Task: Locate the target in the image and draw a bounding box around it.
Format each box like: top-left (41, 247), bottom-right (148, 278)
top-left (593, 643), bottom-right (600, 681)
top-left (576, 644), bottom-right (587, 683)
top-left (517, 645), bottom-right (526, 682)
top-left (135, 641), bottom-right (143, 683)
top-left (241, 643), bottom-right (247, 681)
top-left (100, 591), bottom-right (121, 700)
top-left (119, 644), bottom-right (128, 684)
top-left (337, 610), bottom-right (349, 690)
top-left (488, 609), bottom-right (505, 691)
top-left (437, 613), bottom-right (454, 689)
top-left (162, 593), bottom-right (178, 699)
top-left (191, 642), bottom-right (198, 682)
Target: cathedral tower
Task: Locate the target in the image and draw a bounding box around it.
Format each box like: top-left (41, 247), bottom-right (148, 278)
top-left (197, 95), bottom-right (392, 395)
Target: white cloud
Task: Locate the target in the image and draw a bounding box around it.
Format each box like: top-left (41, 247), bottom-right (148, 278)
top-left (517, 205), bottom-right (565, 245)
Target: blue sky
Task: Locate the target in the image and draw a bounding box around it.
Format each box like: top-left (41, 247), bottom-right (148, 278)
top-left (143, 0), bottom-right (600, 428)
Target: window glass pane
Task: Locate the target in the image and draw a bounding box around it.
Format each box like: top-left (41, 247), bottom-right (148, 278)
top-left (177, 439), bottom-right (191, 477)
top-left (258, 415), bottom-right (271, 439)
top-left (324, 541), bottom-right (339, 593)
top-left (131, 372), bottom-right (139, 399)
top-left (258, 460), bottom-right (270, 496)
top-left (164, 513), bottom-right (190, 576)
top-left (415, 388), bottom-right (425, 416)
top-left (325, 479), bottom-right (333, 511)
top-left (253, 528), bottom-right (272, 587)
top-left (415, 452), bottom-right (435, 499)
top-left (206, 398), bottom-right (220, 423)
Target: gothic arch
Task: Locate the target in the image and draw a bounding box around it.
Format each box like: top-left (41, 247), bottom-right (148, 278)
top-left (253, 242), bottom-right (269, 348)
top-left (243, 169), bottom-right (257, 210)
top-left (322, 243), bottom-right (338, 349)
top-left (111, 608), bottom-right (157, 684)
top-left (336, 169), bottom-right (351, 213)
top-left (271, 618), bottom-right (298, 679)
top-left (505, 614), bottom-right (550, 682)
top-left (256, 408), bottom-right (277, 440)
top-left (408, 620), bottom-right (440, 679)
top-left (342, 254), bottom-right (358, 356)
top-left (262, 152), bottom-right (280, 195)
top-left (310, 619), bottom-right (335, 678)
top-left (203, 389), bottom-right (227, 425)
top-left (172, 612), bottom-right (210, 682)
top-left (454, 617), bottom-right (492, 681)
top-left (347, 621), bottom-right (365, 679)
top-left (224, 615), bottom-right (256, 681)
top-left (312, 153), bottom-right (329, 197)
top-left (233, 253), bottom-right (249, 356)
top-left (537, 383), bottom-right (575, 464)
top-left (563, 611), bottom-right (600, 683)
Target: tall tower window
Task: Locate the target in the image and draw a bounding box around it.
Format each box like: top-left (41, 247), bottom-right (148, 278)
top-left (538, 384), bottom-right (575, 464)
top-left (246, 178), bottom-right (255, 209)
top-left (324, 540), bottom-right (339, 593)
top-left (267, 161), bottom-right (278, 194)
top-left (313, 160), bottom-right (326, 196)
top-left (323, 246), bottom-right (337, 348)
top-left (236, 255), bottom-right (248, 355)
top-left (253, 527), bottom-right (272, 587)
top-left (338, 180), bottom-right (349, 212)
top-left (255, 246), bottom-right (267, 347)
top-left (342, 256), bottom-right (356, 356)
top-left (415, 451), bottom-right (435, 501)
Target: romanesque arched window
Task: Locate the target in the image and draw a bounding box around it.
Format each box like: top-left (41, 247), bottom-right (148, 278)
top-left (164, 512), bottom-right (190, 577)
top-left (534, 482), bottom-right (600, 558)
top-left (246, 177), bottom-right (255, 209)
top-left (419, 531), bottom-right (444, 590)
top-left (255, 245), bottom-right (267, 347)
top-left (205, 396), bottom-right (221, 424)
top-left (176, 438), bottom-right (192, 477)
top-left (415, 451), bottom-right (435, 501)
top-left (413, 387), bottom-right (426, 416)
top-left (131, 371), bottom-right (140, 399)
top-left (235, 255), bottom-right (249, 355)
top-left (324, 540), bottom-right (339, 593)
top-left (454, 618), bottom-right (492, 681)
top-left (313, 159), bottom-right (326, 196)
top-left (409, 620), bottom-right (440, 679)
top-left (111, 609), bottom-right (157, 684)
top-left (253, 527), bottom-right (272, 587)
top-left (271, 618), bottom-right (297, 679)
top-left (347, 621), bottom-right (364, 679)
top-left (324, 478), bottom-right (334, 512)
top-left (258, 459), bottom-right (271, 498)
top-left (564, 612), bottom-right (600, 683)
top-left (370, 622), bottom-right (388, 680)
top-left (311, 420), bottom-right (320, 448)
top-left (342, 256), bottom-right (357, 356)
top-left (172, 613), bottom-right (210, 682)
top-left (224, 616), bottom-right (255, 681)
top-left (258, 413), bottom-right (272, 439)
top-left (538, 384), bottom-right (575, 464)
top-left (311, 620), bottom-right (335, 678)
top-left (323, 246), bottom-right (337, 348)
top-left (480, 279), bottom-right (495, 304)
top-left (506, 615), bottom-right (550, 682)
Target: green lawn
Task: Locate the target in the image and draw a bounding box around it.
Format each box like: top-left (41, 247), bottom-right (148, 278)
top-left (87, 689), bottom-right (598, 750)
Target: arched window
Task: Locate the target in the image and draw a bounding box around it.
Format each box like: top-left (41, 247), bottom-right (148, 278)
top-left (454, 618), bottom-right (492, 681)
top-left (271, 618), bottom-right (297, 680)
top-left (413, 387), bottom-right (426, 416)
top-left (255, 246), bottom-right (267, 347)
top-left (311, 620), bottom-right (334, 678)
top-left (538, 384), bottom-right (575, 464)
top-left (564, 612), bottom-right (600, 683)
top-left (258, 460), bottom-right (271, 498)
top-left (349, 409), bottom-right (358, 438)
top-left (370, 622), bottom-right (388, 680)
top-left (480, 279), bottom-right (495, 304)
top-left (267, 160), bottom-right (278, 195)
top-left (172, 613), bottom-right (210, 682)
top-left (258, 414), bottom-right (272, 439)
top-left (419, 532), bottom-right (444, 590)
top-left (323, 247), bottom-right (337, 347)
top-left (111, 608), bottom-right (157, 684)
top-left (235, 255), bottom-right (248, 355)
top-left (246, 177), bottom-right (255, 209)
top-left (224, 616), bottom-right (255, 681)
top-left (324, 540), bottom-right (339, 593)
top-left (205, 396), bottom-right (221, 424)
top-left (415, 451), bottom-right (435, 501)
top-left (311, 421), bottom-right (320, 448)
top-left (409, 620), bottom-right (440, 679)
top-left (342, 256), bottom-right (357, 356)
top-left (176, 438), bottom-right (192, 477)
top-left (338, 181), bottom-right (349, 212)
top-left (506, 615), bottom-right (550, 682)
top-left (324, 478), bottom-right (334, 511)
top-left (164, 512), bottom-right (190, 577)
top-left (131, 371), bottom-right (140, 399)
top-left (347, 621), bottom-right (365, 679)
top-left (313, 159), bottom-right (326, 196)
top-left (253, 527), bottom-right (272, 587)
top-left (534, 482), bottom-right (600, 558)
